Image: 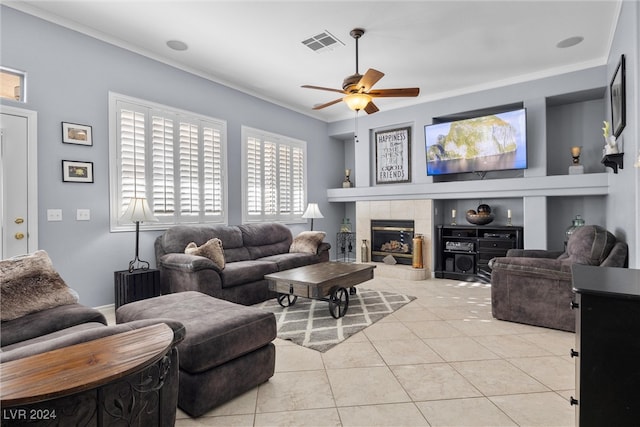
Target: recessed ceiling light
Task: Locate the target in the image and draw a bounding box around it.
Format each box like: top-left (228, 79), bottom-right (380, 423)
top-left (556, 36), bottom-right (584, 48)
top-left (167, 40), bottom-right (188, 51)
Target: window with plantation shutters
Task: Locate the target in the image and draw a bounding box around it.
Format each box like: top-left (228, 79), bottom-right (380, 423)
top-left (242, 126), bottom-right (307, 223)
top-left (109, 93), bottom-right (227, 231)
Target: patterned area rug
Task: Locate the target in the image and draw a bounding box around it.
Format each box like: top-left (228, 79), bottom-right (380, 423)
top-left (254, 289), bottom-right (416, 352)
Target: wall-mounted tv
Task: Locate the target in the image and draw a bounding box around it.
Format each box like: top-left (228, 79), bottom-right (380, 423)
top-left (425, 108), bottom-right (527, 176)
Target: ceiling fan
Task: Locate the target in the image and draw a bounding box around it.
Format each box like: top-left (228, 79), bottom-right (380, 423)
top-left (302, 28), bottom-right (420, 114)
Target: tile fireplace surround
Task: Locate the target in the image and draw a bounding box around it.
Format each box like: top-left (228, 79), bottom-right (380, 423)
top-left (356, 200), bottom-right (432, 280)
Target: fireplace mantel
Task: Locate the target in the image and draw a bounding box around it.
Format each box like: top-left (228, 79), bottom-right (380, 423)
top-left (328, 173), bottom-right (609, 202)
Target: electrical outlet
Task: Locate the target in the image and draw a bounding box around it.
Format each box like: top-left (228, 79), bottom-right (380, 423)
top-left (47, 209), bottom-right (62, 221)
top-left (77, 209), bottom-right (91, 221)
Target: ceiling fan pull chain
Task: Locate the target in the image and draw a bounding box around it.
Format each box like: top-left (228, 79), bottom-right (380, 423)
top-left (354, 111), bottom-right (359, 143)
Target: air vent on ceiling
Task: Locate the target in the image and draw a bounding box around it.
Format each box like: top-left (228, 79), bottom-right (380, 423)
top-left (302, 30), bottom-right (344, 53)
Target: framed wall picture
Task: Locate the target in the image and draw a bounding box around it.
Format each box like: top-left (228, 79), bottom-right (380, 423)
top-left (62, 122), bottom-right (93, 146)
top-left (375, 127), bottom-right (411, 184)
top-left (610, 54), bottom-right (626, 138)
top-left (62, 160), bottom-right (94, 183)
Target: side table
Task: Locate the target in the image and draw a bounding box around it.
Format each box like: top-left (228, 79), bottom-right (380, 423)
top-left (1, 324), bottom-right (175, 426)
top-left (114, 268), bottom-right (160, 309)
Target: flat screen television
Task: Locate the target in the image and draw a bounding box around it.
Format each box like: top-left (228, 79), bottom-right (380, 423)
top-left (425, 108), bottom-right (527, 176)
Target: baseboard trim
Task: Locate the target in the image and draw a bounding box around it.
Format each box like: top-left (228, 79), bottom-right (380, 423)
top-left (94, 303), bottom-right (116, 325)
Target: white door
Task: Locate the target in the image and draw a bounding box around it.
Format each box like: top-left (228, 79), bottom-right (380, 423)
top-left (0, 107), bottom-right (38, 258)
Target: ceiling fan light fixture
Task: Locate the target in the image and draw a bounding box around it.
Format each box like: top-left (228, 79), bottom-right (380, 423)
top-left (344, 93), bottom-right (371, 111)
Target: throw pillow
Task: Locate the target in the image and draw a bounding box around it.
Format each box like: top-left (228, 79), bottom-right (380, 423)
top-left (290, 231), bottom-right (326, 254)
top-left (0, 250), bottom-right (79, 321)
top-left (185, 238), bottom-right (225, 269)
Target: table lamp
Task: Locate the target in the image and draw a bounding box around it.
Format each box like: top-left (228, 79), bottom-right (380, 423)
top-left (122, 197), bottom-right (158, 272)
top-left (302, 203), bottom-right (323, 231)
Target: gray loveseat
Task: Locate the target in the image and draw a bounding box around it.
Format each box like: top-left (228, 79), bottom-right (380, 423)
top-left (0, 250), bottom-right (185, 425)
top-left (155, 223), bottom-right (330, 305)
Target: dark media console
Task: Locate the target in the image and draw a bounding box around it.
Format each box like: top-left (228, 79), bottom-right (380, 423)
top-left (435, 224), bottom-right (523, 282)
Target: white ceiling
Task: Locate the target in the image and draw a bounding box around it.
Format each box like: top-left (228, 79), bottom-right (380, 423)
top-left (7, 1), bottom-right (621, 122)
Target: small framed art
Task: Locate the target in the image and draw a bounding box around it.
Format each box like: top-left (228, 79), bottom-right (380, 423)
top-left (610, 54), bottom-right (626, 138)
top-left (62, 122), bottom-right (93, 146)
top-left (62, 160), bottom-right (94, 183)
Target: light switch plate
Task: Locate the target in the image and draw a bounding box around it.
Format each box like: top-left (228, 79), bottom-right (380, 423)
top-left (47, 209), bottom-right (62, 221)
top-left (77, 209), bottom-right (90, 221)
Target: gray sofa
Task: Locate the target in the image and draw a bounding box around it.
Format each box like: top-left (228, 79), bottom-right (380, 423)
top-left (0, 251), bottom-right (185, 425)
top-left (155, 222), bottom-right (331, 305)
top-left (490, 225), bottom-right (628, 332)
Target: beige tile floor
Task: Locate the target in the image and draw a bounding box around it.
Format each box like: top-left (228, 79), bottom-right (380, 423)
top-left (111, 276), bottom-right (577, 426)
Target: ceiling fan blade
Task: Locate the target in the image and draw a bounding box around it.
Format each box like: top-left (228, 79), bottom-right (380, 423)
top-left (312, 98), bottom-right (343, 110)
top-left (358, 68), bottom-right (385, 92)
top-left (301, 85), bottom-right (346, 94)
top-left (364, 101), bottom-right (379, 114)
top-left (369, 88), bottom-right (420, 97)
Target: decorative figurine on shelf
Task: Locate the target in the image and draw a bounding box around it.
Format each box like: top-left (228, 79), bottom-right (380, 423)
top-left (343, 169), bottom-right (352, 188)
top-left (569, 146), bottom-right (584, 175)
top-left (602, 121), bottom-right (619, 155)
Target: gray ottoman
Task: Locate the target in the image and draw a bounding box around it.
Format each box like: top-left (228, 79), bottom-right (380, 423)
top-left (116, 291), bottom-right (276, 418)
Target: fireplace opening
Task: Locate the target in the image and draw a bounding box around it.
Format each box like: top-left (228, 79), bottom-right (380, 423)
top-left (371, 219), bottom-right (415, 265)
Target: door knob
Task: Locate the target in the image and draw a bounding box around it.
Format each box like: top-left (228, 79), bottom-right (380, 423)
top-left (15, 232), bottom-right (25, 240)
top-left (15, 217), bottom-right (24, 224)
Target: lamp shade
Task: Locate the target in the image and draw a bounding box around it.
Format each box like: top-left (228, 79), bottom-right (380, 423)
top-left (343, 93), bottom-right (372, 111)
top-left (121, 197), bottom-right (158, 223)
top-left (302, 203), bottom-right (324, 219)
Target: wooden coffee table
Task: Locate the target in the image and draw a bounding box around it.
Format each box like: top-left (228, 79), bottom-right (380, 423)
top-left (265, 262), bottom-right (376, 318)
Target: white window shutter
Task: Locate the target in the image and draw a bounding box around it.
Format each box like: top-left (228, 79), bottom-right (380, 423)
top-left (111, 93), bottom-right (227, 230)
top-left (279, 144), bottom-right (291, 215)
top-left (246, 136), bottom-right (262, 216)
top-left (292, 145), bottom-right (305, 215)
top-left (151, 115), bottom-right (175, 215)
top-left (242, 127), bottom-right (306, 223)
top-left (119, 106), bottom-right (146, 216)
top-left (203, 126), bottom-right (223, 215)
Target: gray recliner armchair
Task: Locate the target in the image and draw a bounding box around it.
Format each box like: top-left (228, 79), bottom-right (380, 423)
top-left (489, 225), bottom-right (628, 332)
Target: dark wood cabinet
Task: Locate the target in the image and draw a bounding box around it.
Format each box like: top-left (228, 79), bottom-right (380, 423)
top-left (435, 225), bottom-right (523, 282)
top-left (114, 269), bottom-right (161, 309)
top-left (571, 265), bottom-right (640, 427)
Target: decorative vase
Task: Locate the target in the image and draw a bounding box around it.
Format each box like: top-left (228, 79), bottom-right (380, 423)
top-left (565, 215), bottom-right (585, 242)
top-left (412, 234), bottom-right (423, 269)
top-left (343, 169), bottom-right (352, 188)
top-left (360, 239), bottom-right (369, 263)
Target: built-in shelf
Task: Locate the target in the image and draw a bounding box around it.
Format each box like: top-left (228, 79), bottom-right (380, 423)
top-left (601, 153), bottom-right (624, 174)
top-left (327, 173), bottom-right (610, 202)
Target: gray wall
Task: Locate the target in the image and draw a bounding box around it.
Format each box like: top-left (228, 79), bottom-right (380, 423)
top-left (605, 0), bottom-right (639, 267)
top-left (0, 6), bottom-right (344, 307)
